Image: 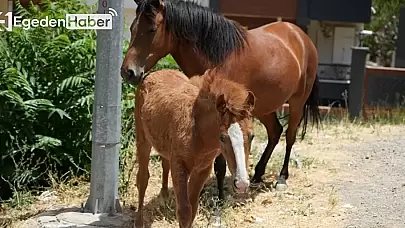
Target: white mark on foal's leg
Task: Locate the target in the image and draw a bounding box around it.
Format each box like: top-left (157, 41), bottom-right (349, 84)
top-left (227, 122), bottom-right (249, 191)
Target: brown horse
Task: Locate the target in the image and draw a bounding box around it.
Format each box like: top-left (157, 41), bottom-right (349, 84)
top-left (121, 0), bottom-right (321, 199)
top-left (134, 69), bottom-right (255, 227)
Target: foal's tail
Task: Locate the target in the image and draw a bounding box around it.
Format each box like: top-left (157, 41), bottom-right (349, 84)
top-left (300, 74), bottom-right (322, 140)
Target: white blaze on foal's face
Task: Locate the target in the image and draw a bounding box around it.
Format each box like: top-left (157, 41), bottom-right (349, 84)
top-left (227, 122), bottom-right (250, 193)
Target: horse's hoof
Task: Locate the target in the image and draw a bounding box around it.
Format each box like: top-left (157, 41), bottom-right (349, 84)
top-left (211, 216), bottom-right (222, 227)
top-left (275, 179), bottom-right (288, 191)
top-left (250, 181), bottom-right (262, 188)
top-left (210, 209), bottom-right (223, 227)
top-left (251, 176), bottom-right (263, 184)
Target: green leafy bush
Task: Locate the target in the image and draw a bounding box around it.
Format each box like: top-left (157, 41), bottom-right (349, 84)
top-left (0, 0), bottom-right (180, 204)
top-left (0, 0), bottom-right (98, 201)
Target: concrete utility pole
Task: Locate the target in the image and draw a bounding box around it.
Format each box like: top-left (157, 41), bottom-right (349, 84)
top-left (85, 0), bottom-right (124, 215)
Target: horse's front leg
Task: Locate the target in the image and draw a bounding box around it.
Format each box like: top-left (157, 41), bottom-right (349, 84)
top-left (213, 154), bottom-right (227, 200)
top-left (170, 159), bottom-right (192, 228)
top-left (188, 164), bottom-right (213, 223)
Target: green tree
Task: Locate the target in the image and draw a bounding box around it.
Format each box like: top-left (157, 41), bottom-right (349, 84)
top-left (363, 0), bottom-right (405, 66)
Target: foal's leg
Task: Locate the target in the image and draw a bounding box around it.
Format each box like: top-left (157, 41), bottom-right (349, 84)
top-left (171, 159), bottom-right (192, 228)
top-left (135, 140), bottom-right (152, 228)
top-left (276, 100), bottom-right (304, 191)
top-left (252, 112), bottom-right (283, 184)
top-left (188, 165), bottom-right (213, 223)
top-left (213, 154), bottom-right (226, 200)
top-left (159, 157), bottom-right (170, 199)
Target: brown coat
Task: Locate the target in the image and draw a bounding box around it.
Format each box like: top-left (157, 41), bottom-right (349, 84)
top-left (134, 69), bottom-right (255, 228)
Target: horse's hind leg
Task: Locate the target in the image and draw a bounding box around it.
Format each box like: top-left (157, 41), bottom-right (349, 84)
top-left (275, 99), bottom-right (304, 191)
top-left (159, 156), bottom-right (170, 199)
top-left (252, 112), bottom-right (283, 184)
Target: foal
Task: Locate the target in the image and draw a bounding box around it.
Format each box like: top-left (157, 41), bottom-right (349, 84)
top-left (134, 69), bottom-right (255, 228)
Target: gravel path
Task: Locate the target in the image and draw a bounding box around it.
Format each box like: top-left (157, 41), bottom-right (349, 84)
top-left (335, 130), bottom-right (405, 228)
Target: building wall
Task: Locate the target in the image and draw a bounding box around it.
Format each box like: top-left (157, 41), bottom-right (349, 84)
top-left (219, 0), bottom-right (296, 20)
top-left (123, 8), bottom-right (136, 41)
top-left (307, 20), bottom-right (363, 80)
top-left (0, 1), bottom-right (10, 25)
top-left (307, 20), bottom-right (363, 65)
top-left (307, 0), bottom-right (371, 23)
top-left (86, 0), bottom-right (137, 9)
top-left (86, 0), bottom-right (209, 41)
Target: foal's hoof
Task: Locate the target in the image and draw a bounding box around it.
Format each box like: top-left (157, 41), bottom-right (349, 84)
top-left (275, 179), bottom-right (288, 191)
top-left (135, 220), bottom-right (144, 228)
top-left (159, 188), bottom-right (169, 199)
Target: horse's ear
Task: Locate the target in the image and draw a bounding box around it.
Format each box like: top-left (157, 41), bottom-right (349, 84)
top-left (216, 94), bottom-right (227, 114)
top-left (134, 0), bottom-right (142, 5)
top-left (245, 91), bottom-right (256, 112)
top-left (150, 0), bottom-right (164, 10)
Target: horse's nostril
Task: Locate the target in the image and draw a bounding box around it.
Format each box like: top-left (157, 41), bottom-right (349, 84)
top-left (128, 69), bottom-right (135, 79)
top-left (233, 179), bottom-right (238, 188)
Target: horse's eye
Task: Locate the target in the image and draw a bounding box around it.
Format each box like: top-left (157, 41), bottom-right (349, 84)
top-left (149, 28), bottom-right (156, 33)
top-left (249, 134), bottom-right (255, 141)
top-left (220, 135), bottom-right (226, 142)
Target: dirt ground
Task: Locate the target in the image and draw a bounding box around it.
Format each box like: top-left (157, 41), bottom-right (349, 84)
top-left (3, 119), bottom-right (405, 228)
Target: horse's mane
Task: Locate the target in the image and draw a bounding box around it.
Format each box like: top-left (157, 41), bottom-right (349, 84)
top-left (137, 0), bottom-right (248, 65)
top-left (191, 71), bottom-right (251, 116)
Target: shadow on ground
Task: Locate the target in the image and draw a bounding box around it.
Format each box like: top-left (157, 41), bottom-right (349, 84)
top-left (21, 204), bottom-right (135, 227)
top-left (124, 173), bottom-right (278, 227)
top-left (20, 169), bottom-right (282, 228)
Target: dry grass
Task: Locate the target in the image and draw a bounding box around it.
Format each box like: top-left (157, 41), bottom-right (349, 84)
top-left (2, 115), bottom-right (405, 228)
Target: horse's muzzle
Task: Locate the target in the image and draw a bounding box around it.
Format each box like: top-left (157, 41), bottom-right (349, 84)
top-left (121, 67), bottom-right (145, 85)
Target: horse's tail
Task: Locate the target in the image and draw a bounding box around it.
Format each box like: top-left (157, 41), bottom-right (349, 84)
top-left (300, 74), bottom-right (322, 140)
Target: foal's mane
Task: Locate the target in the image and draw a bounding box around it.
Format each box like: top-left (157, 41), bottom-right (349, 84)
top-left (137, 0), bottom-right (248, 65)
top-left (191, 71), bottom-right (252, 116)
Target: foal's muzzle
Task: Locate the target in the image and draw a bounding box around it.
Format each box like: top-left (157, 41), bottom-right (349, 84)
top-left (233, 178), bottom-right (250, 194)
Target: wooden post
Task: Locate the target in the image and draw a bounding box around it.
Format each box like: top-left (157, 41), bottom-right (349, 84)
top-left (348, 46), bottom-right (369, 120)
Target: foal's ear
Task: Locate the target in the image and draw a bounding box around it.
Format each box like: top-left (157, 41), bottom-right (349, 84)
top-left (150, 0), bottom-right (164, 10)
top-left (245, 91), bottom-right (256, 112)
top-left (216, 94), bottom-right (227, 114)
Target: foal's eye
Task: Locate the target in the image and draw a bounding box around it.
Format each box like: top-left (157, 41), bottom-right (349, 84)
top-left (220, 135), bottom-right (226, 142)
